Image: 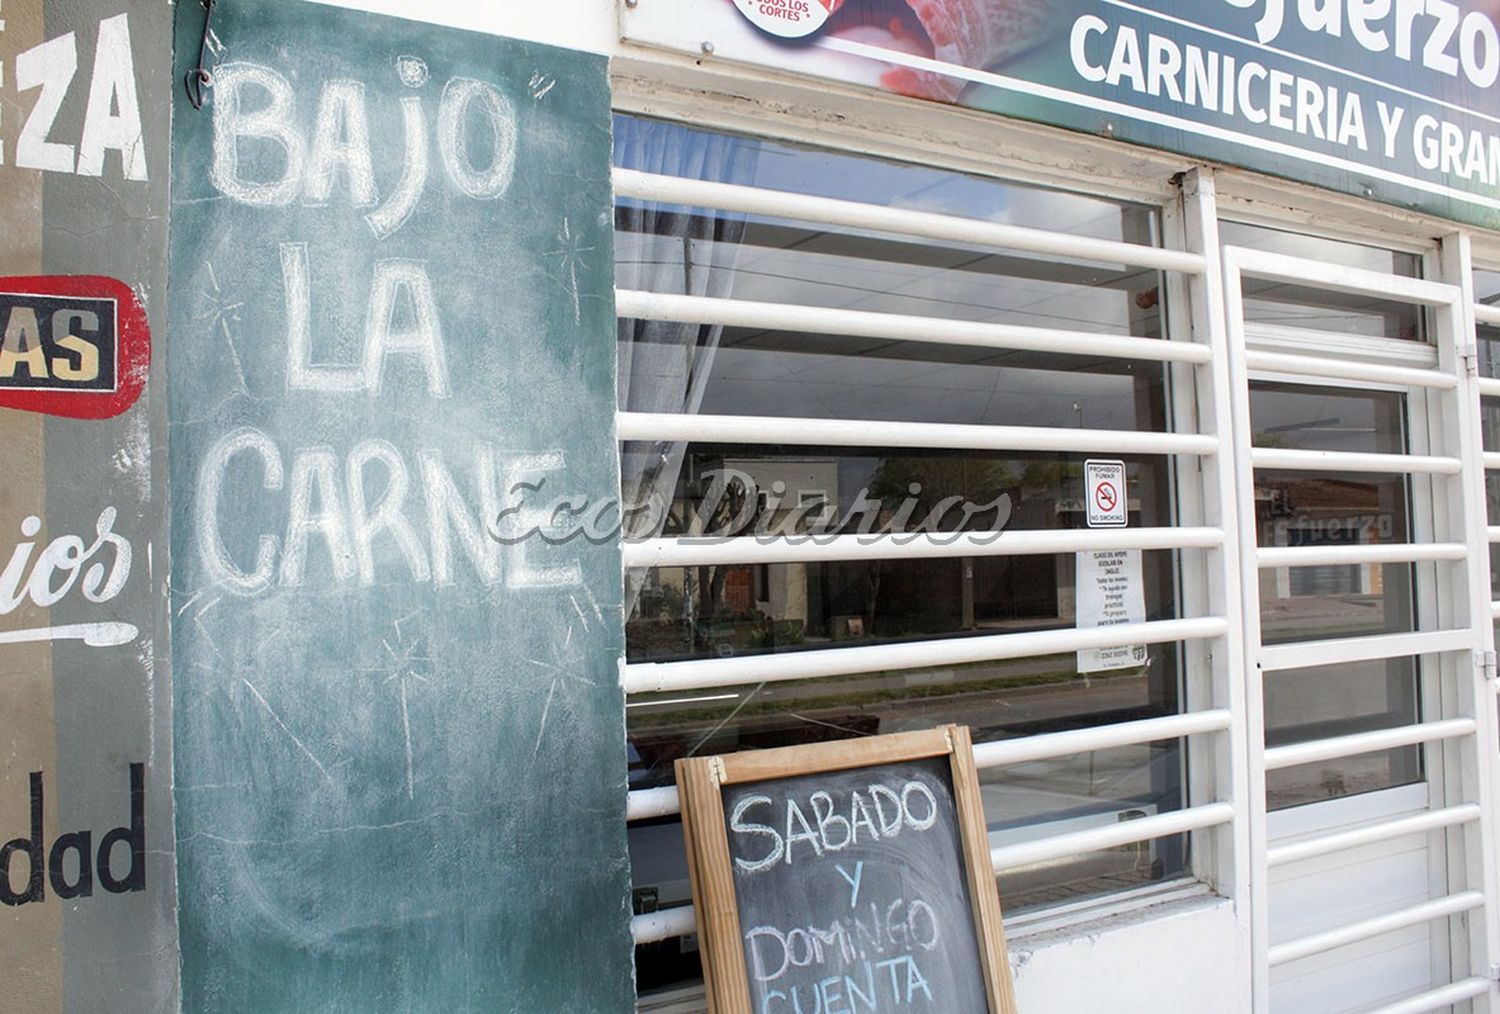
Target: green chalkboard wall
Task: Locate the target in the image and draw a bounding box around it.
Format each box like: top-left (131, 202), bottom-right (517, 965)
top-left (166, 2), bottom-right (633, 1009)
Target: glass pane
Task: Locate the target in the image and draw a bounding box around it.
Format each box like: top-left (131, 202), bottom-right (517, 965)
top-left (1221, 221), bottom-right (1425, 340)
top-left (626, 446), bottom-right (1173, 661)
top-left (619, 332), bottom-right (1168, 430)
top-left (1254, 469), bottom-right (1414, 645)
top-left (1248, 381), bottom-right (1420, 809)
top-left (1476, 267), bottom-right (1500, 378)
top-left (1264, 658), bottom-right (1421, 809)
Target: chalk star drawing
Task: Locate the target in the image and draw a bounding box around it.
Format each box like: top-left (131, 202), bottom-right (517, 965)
top-left (545, 217), bottom-right (593, 326)
top-left (380, 615), bottom-right (433, 800)
top-left (194, 262), bottom-right (249, 394)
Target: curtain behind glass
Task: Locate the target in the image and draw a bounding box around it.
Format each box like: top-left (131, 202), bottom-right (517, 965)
top-left (614, 117), bottom-right (760, 613)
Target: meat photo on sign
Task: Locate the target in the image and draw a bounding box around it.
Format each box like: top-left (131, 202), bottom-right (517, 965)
top-left (814, 0), bottom-right (1049, 100)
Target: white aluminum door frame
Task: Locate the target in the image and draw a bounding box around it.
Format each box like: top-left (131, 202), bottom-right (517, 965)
top-left (1220, 242), bottom-right (1500, 1013)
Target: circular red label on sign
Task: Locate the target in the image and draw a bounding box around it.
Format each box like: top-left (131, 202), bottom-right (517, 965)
top-left (732, 0), bottom-right (835, 39)
top-left (1094, 481), bottom-right (1118, 513)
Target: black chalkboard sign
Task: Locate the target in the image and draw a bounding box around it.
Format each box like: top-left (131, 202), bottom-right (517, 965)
top-left (677, 727), bottom-right (1018, 1013)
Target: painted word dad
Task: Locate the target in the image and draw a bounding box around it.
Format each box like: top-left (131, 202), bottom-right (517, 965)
top-left (1, 764), bottom-right (145, 906)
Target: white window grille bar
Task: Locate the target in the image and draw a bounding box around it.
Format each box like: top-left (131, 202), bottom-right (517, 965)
top-left (1475, 302), bottom-right (1500, 327)
top-left (971, 709), bottom-right (1232, 769)
top-left (621, 615), bottom-right (1227, 694)
top-left (1242, 350), bottom-right (1457, 391)
top-left (989, 803), bottom-right (1235, 873)
top-left (1265, 892), bottom-right (1487, 968)
top-left (1250, 447), bottom-right (1463, 475)
top-left (1476, 377), bottom-right (1500, 399)
top-left (631, 905), bottom-right (697, 947)
top-left (1493, 600), bottom-right (1500, 622)
top-left (1265, 804), bottom-right (1484, 868)
top-left (627, 803), bottom-right (1238, 945)
top-left (1257, 630), bottom-right (1476, 673)
top-left (1485, 452), bottom-right (1500, 471)
top-left (1255, 543), bottom-right (1467, 568)
top-left (1262, 718), bottom-right (1477, 772)
top-left (615, 290), bottom-right (1213, 366)
top-left (1356, 978), bottom-right (1493, 1014)
top-left (622, 526), bottom-right (1224, 570)
top-left (1489, 526), bottom-right (1500, 543)
top-left (625, 786), bottom-right (681, 822)
top-left (617, 412), bottom-right (1219, 458)
top-left (624, 710), bottom-right (1233, 823)
top-left (611, 168), bottom-right (1206, 275)
top-left (1235, 249), bottom-right (1460, 307)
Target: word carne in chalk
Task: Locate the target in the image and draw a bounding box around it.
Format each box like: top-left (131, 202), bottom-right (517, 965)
top-left (196, 429), bottom-right (580, 595)
top-left (1, 764), bottom-right (145, 905)
top-left (6, 14), bottom-right (149, 180)
top-left (210, 61), bottom-right (517, 238)
top-left (730, 779), bottom-right (939, 873)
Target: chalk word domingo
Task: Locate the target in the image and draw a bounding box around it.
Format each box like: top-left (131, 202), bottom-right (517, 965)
top-left (211, 60), bottom-right (515, 239)
top-left (196, 429), bottom-right (581, 596)
top-left (729, 779), bottom-right (940, 875)
top-left (5, 14), bottom-right (149, 180)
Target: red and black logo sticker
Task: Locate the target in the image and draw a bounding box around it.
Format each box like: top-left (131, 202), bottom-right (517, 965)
top-left (0, 276), bottom-right (149, 419)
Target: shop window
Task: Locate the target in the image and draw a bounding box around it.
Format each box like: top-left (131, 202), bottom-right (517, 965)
top-left (614, 115), bottom-right (1188, 995)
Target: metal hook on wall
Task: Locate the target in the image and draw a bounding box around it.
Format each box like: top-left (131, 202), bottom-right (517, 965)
top-left (184, 0), bottom-right (219, 110)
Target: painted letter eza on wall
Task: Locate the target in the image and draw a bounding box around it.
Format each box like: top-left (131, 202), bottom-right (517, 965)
top-left (167, 2), bottom-right (633, 1011)
top-left (0, 1), bottom-right (176, 1013)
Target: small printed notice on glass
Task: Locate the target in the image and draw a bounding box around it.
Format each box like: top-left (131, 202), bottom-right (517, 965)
top-left (1076, 548), bottom-right (1147, 673)
top-left (674, 727), bottom-right (1019, 1014)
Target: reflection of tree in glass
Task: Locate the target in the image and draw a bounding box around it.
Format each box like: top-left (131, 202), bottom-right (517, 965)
top-left (868, 456), bottom-right (1015, 532)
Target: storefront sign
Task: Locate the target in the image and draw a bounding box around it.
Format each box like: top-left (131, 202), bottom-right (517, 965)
top-left (1, 2), bottom-right (176, 1012)
top-left (624, 0), bottom-right (1500, 229)
top-left (0, 276), bottom-right (150, 419)
top-left (676, 727), bottom-right (1017, 1014)
top-left (167, 3), bottom-right (632, 1011)
top-left (1077, 548), bottom-right (1147, 673)
top-left (1085, 458), bottom-right (1127, 528)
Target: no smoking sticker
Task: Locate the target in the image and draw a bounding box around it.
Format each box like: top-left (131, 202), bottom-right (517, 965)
top-left (1085, 460), bottom-right (1127, 528)
top-left (732, 0), bottom-right (835, 39)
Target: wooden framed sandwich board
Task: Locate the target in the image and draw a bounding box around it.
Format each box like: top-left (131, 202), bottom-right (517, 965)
top-left (675, 725), bottom-right (1019, 1013)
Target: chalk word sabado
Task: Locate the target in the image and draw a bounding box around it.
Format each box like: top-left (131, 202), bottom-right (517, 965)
top-left (6, 14), bottom-right (149, 180)
top-left (730, 779), bottom-right (940, 874)
top-left (195, 429), bottom-right (581, 596)
top-left (211, 61), bottom-right (516, 239)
